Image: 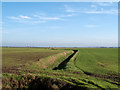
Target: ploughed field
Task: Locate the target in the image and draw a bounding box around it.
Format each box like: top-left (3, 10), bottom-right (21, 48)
top-left (2, 47), bottom-right (119, 89)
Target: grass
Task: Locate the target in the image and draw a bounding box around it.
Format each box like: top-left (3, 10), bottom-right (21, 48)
top-left (2, 47), bottom-right (119, 89)
top-left (2, 47), bottom-right (66, 69)
top-left (75, 48), bottom-right (118, 75)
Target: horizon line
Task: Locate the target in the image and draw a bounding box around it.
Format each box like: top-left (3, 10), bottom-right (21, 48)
top-left (1, 46), bottom-right (118, 48)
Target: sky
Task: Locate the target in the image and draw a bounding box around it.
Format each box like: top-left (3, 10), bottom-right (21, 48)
top-left (2, 2), bottom-right (118, 47)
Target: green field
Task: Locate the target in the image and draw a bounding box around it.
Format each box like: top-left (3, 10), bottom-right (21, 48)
top-left (75, 48), bottom-right (118, 75)
top-left (2, 47), bottom-right (68, 70)
top-left (2, 47), bottom-right (119, 89)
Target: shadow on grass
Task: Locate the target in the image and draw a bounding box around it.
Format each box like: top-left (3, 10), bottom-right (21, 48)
top-left (53, 50), bottom-right (78, 70)
top-left (28, 77), bottom-right (88, 90)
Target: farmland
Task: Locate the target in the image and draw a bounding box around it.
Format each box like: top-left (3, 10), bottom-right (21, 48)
top-left (2, 47), bottom-right (119, 89)
top-left (2, 47), bottom-right (70, 72)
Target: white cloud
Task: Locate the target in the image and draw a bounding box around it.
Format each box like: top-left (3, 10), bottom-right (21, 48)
top-left (97, 2), bottom-right (113, 6)
top-left (7, 3), bottom-right (117, 24)
top-left (60, 14), bottom-right (75, 18)
top-left (90, 5), bottom-right (98, 11)
top-left (8, 15), bottom-right (32, 20)
top-left (64, 4), bottom-right (117, 15)
top-left (31, 20), bottom-right (46, 24)
top-left (85, 9), bottom-right (117, 14)
top-left (19, 15), bottom-right (32, 19)
top-left (33, 15), bottom-right (62, 20)
top-left (41, 17), bottom-right (61, 20)
top-left (64, 5), bottom-right (80, 13)
top-left (8, 16), bottom-right (20, 20)
top-left (8, 14), bottom-right (63, 24)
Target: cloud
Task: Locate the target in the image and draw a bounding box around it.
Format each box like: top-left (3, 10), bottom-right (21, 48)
top-left (7, 3), bottom-right (117, 24)
top-left (8, 15), bottom-right (32, 20)
top-left (31, 20), bottom-right (46, 24)
top-left (97, 2), bottom-right (113, 6)
top-left (90, 5), bottom-right (97, 10)
top-left (41, 17), bottom-right (61, 20)
top-left (8, 15), bottom-right (45, 24)
top-left (8, 14), bottom-right (64, 24)
top-left (84, 25), bottom-right (98, 28)
top-left (66, 14), bottom-right (74, 17)
top-left (85, 11), bottom-right (102, 14)
top-left (33, 15), bottom-right (63, 21)
top-left (64, 4), bottom-right (117, 15)
top-left (64, 5), bottom-right (80, 13)
top-left (19, 15), bottom-right (32, 19)
top-left (8, 16), bottom-right (20, 20)
top-left (85, 9), bottom-right (117, 14)
top-left (60, 14), bottom-right (75, 18)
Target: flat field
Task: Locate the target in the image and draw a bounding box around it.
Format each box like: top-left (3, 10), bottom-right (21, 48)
top-left (2, 47), bottom-right (67, 71)
top-left (2, 47), bottom-right (119, 89)
top-left (75, 48), bottom-right (118, 75)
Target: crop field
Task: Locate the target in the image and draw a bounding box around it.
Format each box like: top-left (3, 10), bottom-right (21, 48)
top-left (2, 47), bottom-right (119, 89)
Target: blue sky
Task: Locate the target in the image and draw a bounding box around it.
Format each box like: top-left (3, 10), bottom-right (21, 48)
top-left (2, 2), bottom-right (118, 47)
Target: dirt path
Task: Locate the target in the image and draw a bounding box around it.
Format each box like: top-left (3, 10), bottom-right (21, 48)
top-left (53, 50), bottom-right (78, 70)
